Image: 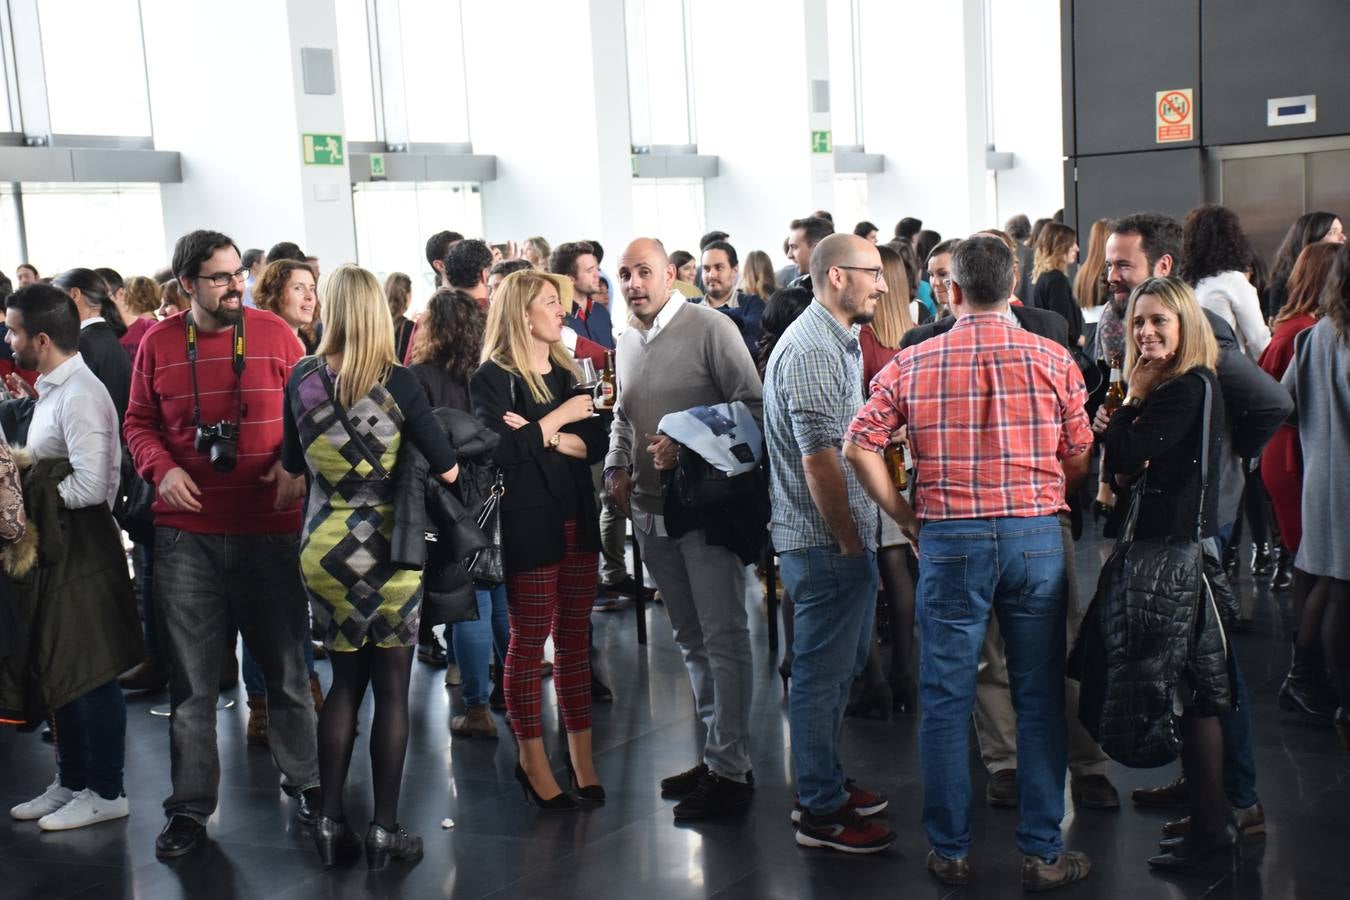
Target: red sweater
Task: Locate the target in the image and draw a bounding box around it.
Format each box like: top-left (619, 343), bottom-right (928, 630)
top-left (124, 308), bottom-right (304, 534)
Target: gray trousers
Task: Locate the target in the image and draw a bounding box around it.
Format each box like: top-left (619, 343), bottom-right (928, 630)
top-left (635, 526), bottom-right (753, 780)
top-left (973, 516), bottom-right (1109, 777)
top-left (155, 527), bottom-right (320, 823)
top-left (592, 462), bottom-right (629, 584)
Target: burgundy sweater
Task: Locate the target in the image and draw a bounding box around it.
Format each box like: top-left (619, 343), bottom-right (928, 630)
top-left (124, 308), bottom-right (304, 534)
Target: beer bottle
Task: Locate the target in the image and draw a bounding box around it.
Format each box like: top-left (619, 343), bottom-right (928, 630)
top-left (1103, 366), bottom-right (1126, 411)
top-left (883, 443), bottom-right (909, 491)
top-left (597, 350), bottom-right (617, 410)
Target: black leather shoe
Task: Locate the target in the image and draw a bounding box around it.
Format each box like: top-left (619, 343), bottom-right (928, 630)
top-left (313, 815), bottom-right (360, 867)
top-left (926, 850), bottom-right (971, 886)
top-left (1279, 646), bottom-right (1336, 725)
top-left (156, 815), bottom-right (206, 859)
top-left (296, 787), bottom-right (321, 825)
top-left (1251, 542), bottom-right (1274, 577)
top-left (1131, 774), bottom-right (1187, 808)
top-left (1148, 822), bottom-right (1239, 871)
top-left (672, 770), bottom-right (752, 820)
top-left (661, 763), bottom-right (709, 797)
top-left (590, 671), bottom-right (613, 702)
top-left (1070, 774), bottom-right (1120, 809)
top-left (365, 823), bottom-right (423, 870)
top-left (1272, 549), bottom-right (1295, 590)
top-left (985, 768), bottom-right (1018, 807)
top-left (417, 637), bottom-right (448, 667)
top-left (1222, 544), bottom-right (1239, 579)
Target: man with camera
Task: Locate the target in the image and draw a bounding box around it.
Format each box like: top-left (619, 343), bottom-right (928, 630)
top-left (124, 229), bottom-right (318, 860)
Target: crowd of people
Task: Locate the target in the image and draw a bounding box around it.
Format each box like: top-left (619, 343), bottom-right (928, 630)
top-left (1, 199), bottom-right (1347, 890)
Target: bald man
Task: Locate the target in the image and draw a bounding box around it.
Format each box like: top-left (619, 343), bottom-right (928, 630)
top-left (604, 238), bottom-right (764, 820)
top-left (763, 234), bottom-right (896, 854)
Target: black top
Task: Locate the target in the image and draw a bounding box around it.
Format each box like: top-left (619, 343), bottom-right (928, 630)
top-left (1104, 368), bottom-right (1225, 540)
top-left (410, 362), bottom-right (471, 415)
top-left (281, 363), bottom-right (456, 476)
top-left (1031, 270), bottom-right (1085, 349)
top-left (899, 303), bottom-right (1071, 351)
top-left (79, 321), bottom-right (131, 428)
top-left (394, 317), bottom-right (415, 364)
top-left (469, 358), bottom-right (608, 575)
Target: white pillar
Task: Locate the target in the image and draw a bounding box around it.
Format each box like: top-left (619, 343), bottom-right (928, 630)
top-left (142, 0), bottom-right (356, 266)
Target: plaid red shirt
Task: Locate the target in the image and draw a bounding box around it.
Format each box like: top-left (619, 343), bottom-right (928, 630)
top-left (848, 312), bottom-right (1092, 521)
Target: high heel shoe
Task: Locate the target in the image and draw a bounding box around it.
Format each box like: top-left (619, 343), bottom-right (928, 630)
top-left (364, 822), bottom-right (422, 870)
top-left (1147, 822), bottom-right (1239, 871)
top-left (513, 764), bottom-right (579, 810)
top-left (562, 756), bottom-right (606, 803)
top-left (313, 814), bottom-right (361, 868)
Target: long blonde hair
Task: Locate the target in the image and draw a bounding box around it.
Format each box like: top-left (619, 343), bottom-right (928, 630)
top-left (1073, 218), bottom-right (1111, 309)
top-left (1032, 222), bottom-right (1077, 282)
top-left (316, 264), bottom-right (398, 408)
top-left (1122, 276), bottom-right (1218, 383)
top-left (481, 269), bottom-right (580, 403)
top-left (739, 250), bottom-right (776, 299)
top-left (870, 244), bottom-right (915, 348)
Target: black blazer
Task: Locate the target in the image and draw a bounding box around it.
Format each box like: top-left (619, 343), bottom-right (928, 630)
top-left (469, 359), bottom-right (608, 575)
top-left (410, 362), bottom-right (471, 414)
top-left (1032, 270), bottom-right (1085, 349)
top-left (79, 321), bottom-right (131, 428)
top-left (899, 303), bottom-right (1071, 352)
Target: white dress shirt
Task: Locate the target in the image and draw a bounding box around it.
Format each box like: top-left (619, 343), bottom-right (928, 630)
top-left (27, 353), bottom-right (121, 509)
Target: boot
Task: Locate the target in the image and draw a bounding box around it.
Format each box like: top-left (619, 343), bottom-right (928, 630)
top-left (246, 696), bottom-right (269, 746)
top-left (118, 657), bottom-right (169, 692)
top-left (309, 676), bottom-right (324, 715)
top-left (450, 705), bottom-right (498, 738)
top-left (1279, 645), bottom-right (1335, 725)
top-left (1335, 707), bottom-right (1350, 753)
top-left (1251, 541), bottom-right (1274, 577)
top-left (1271, 548), bottom-right (1295, 591)
top-left (1222, 543), bottom-right (1239, 579)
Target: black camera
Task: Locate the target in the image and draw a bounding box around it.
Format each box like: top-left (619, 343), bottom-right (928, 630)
top-left (195, 422), bottom-right (239, 472)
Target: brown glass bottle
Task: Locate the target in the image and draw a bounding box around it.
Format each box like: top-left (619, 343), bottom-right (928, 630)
top-left (1103, 367), bottom-right (1126, 411)
top-left (883, 443), bottom-right (909, 491)
top-left (596, 350), bottom-right (617, 410)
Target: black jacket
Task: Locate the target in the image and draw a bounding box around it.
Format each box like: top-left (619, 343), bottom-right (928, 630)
top-left (1031, 270), bottom-right (1085, 349)
top-left (410, 362), bottom-right (472, 415)
top-left (79, 321), bottom-right (131, 428)
top-left (1205, 311), bottom-right (1290, 459)
top-left (899, 303), bottom-right (1071, 352)
top-left (469, 360), bottom-right (608, 575)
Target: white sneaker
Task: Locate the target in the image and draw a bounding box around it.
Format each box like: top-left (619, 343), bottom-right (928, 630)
top-left (37, 789), bottom-right (129, 831)
top-left (10, 778), bottom-right (73, 821)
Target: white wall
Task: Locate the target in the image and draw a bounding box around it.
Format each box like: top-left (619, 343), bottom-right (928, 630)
top-left (143, 0), bottom-right (355, 267)
top-left (988, 0), bottom-right (1064, 226)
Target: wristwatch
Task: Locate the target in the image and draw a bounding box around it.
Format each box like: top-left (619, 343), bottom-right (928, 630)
top-left (1123, 395), bottom-right (1144, 409)
top-left (547, 432), bottom-right (562, 450)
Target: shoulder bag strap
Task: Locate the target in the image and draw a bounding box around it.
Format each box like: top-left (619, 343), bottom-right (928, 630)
top-left (1194, 374), bottom-right (1213, 541)
top-left (317, 363), bottom-right (390, 481)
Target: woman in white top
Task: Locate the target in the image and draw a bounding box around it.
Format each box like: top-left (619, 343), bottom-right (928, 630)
top-left (1181, 204), bottom-right (1271, 357)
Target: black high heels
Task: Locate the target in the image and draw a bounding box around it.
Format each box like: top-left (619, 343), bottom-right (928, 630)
top-left (514, 764), bottom-right (579, 810)
top-left (313, 814), bottom-right (361, 868)
top-left (364, 822), bottom-right (422, 870)
top-left (563, 756), bottom-right (606, 803)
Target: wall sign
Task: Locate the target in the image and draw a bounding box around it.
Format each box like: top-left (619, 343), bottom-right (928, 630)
top-left (369, 153), bottom-right (386, 179)
top-left (302, 133), bottom-right (345, 166)
top-left (1155, 89), bottom-right (1194, 143)
top-left (1267, 95), bottom-right (1316, 127)
top-left (811, 130), bottom-right (832, 154)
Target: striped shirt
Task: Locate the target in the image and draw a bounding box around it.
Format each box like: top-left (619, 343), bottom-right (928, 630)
top-left (124, 307), bottom-right (304, 534)
top-left (848, 312), bottom-right (1092, 521)
top-left (764, 300), bottom-right (878, 552)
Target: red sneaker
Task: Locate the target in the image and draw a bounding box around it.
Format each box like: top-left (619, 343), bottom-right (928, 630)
top-left (791, 779), bottom-right (888, 823)
top-left (795, 805), bottom-right (896, 854)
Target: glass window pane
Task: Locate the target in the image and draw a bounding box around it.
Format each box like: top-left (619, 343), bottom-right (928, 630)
top-left (631, 178), bottom-right (705, 261)
top-left (826, 0), bottom-right (859, 146)
top-left (38, 0), bottom-right (151, 136)
top-left (0, 186), bottom-right (23, 267)
top-left (20, 183), bottom-right (165, 278)
top-left (832, 174), bottom-right (869, 236)
top-left (336, 0), bottom-right (378, 143)
top-left (352, 182), bottom-right (483, 315)
top-left (0, 46), bottom-right (11, 130)
top-left (398, 0), bottom-right (470, 144)
top-left (624, 0), bottom-right (692, 146)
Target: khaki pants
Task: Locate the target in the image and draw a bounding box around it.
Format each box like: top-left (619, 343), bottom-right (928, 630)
top-left (972, 516), bottom-right (1108, 777)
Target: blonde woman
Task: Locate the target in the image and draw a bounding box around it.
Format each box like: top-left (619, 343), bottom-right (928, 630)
top-left (1073, 219), bottom-right (1112, 309)
top-left (1032, 222), bottom-right (1085, 347)
top-left (282, 264), bottom-right (459, 870)
top-left (521, 236), bottom-right (551, 270)
top-left (469, 269), bottom-right (608, 810)
top-left (739, 250), bottom-right (777, 300)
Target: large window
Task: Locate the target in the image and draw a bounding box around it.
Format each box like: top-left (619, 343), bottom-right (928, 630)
top-left (826, 0), bottom-right (862, 147)
top-left (37, 0), bottom-right (152, 136)
top-left (352, 182), bottom-right (483, 314)
top-left (335, 0), bottom-right (379, 143)
top-left (624, 0), bottom-right (694, 148)
top-left (10, 183), bottom-right (166, 277)
top-left (832, 174), bottom-right (870, 236)
top-left (398, 0), bottom-right (470, 144)
top-left (631, 178), bottom-right (705, 259)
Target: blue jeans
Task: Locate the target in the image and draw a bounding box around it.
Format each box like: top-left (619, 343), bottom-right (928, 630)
top-left (54, 679), bottom-right (127, 799)
top-left (780, 547), bottom-right (878, 814)
top-left (454, 584), bottom-right (510, 708)
top-left (917, 516), bottom-right (1067, 861)
top-left (243, 622), bottom-right (317, 697)
top-left (1214, 524), bottom-right (1259, 809)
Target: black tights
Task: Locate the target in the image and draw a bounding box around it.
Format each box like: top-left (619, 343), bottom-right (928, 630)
top-left (877, 545), bottom-right (916, 684)
top-left (1291, 569), bottom-right (1328, 648)
top-left (318, 643), bottom-right (415, 830)
top-left (1180, 712), bottom-right (1227, 839)
top-left (1320, 577), bottom-right (1350, 705)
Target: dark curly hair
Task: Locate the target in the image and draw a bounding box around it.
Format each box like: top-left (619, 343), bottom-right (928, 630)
top-left (410, 288), bottom-right (485, 381)
top-left (1179, 204), bottom-right (1250, 285)
top-left (756, 286), bottom-right (813, 378)
top-left (1322, 242), bottom-right (1350, 344)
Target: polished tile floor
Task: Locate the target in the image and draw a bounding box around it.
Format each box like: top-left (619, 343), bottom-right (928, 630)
top-left (2, 533), bottom-right (1347, 899)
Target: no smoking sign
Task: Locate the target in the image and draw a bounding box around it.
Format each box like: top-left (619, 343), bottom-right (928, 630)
top-left (1155, 88), bottom-right (1194, 143)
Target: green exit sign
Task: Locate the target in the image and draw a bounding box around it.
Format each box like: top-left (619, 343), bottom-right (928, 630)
top-left (302, 133), bottom-right (345, 166)
top-left (811, 130), bottom-right (832, 153)
top-left (369, 153), bottom-right (386, 179)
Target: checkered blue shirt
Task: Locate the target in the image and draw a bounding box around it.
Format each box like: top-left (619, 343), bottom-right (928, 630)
top-left (763, 301), bottom-right (878, 552)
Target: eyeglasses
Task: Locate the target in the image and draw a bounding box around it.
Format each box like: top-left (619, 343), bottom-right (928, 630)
top-left (835, 265), bottom-right (883, 282)
top-left (195, 267), bottom-right (249, 288)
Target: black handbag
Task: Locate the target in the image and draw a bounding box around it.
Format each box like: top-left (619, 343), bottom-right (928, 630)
top-left (466, 471), bottom-right (505, 585)
top-left (114, 452), bottom-right (155, 544)
top-left (1072, 378), bottom-right (1217, 768)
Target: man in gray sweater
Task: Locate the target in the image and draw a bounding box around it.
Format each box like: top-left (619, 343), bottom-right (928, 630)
top-left (604, 238), bottom-right (764, 821)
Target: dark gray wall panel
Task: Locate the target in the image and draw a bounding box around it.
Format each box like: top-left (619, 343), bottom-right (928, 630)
top-left (1072, 0), bottom-right (1199, 156)
top-left (1202, 0), bottom-right (1350, 145)
top-left (1073, 149), bottom-right (1205, 231)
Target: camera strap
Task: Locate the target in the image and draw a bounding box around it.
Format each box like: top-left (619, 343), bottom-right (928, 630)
top-left (185, 310), bottom-right (247, 429)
